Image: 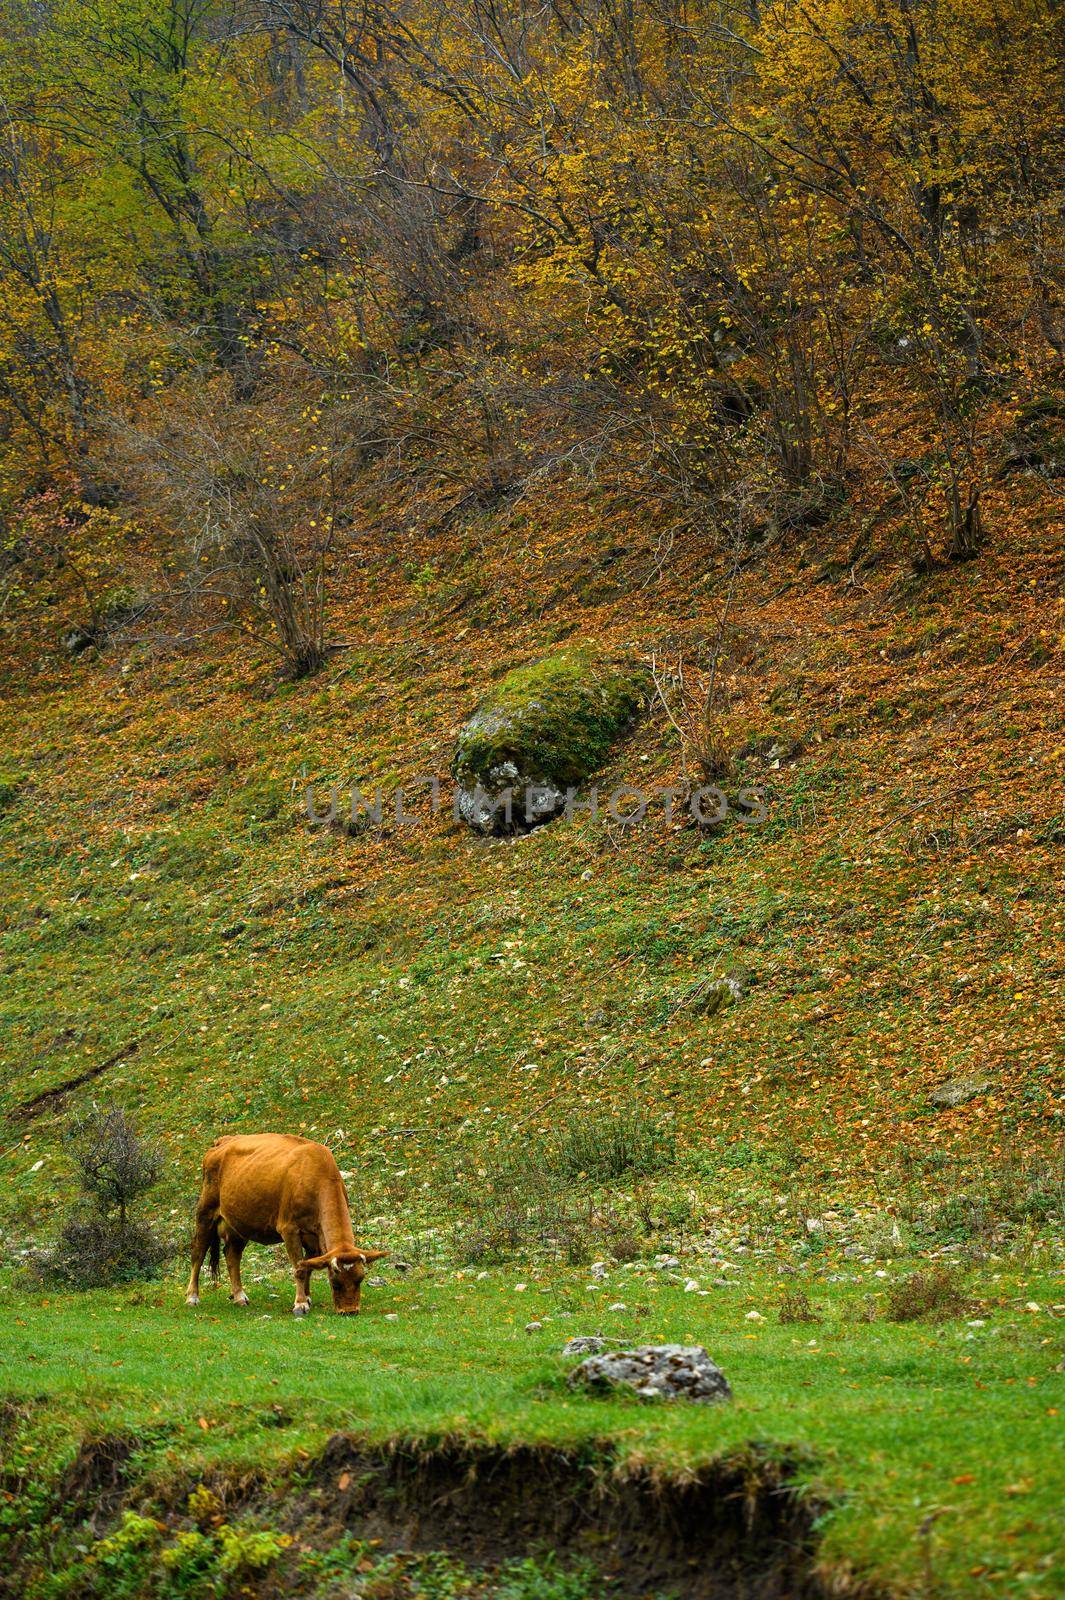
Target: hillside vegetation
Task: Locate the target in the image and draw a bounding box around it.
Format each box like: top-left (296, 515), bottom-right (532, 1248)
top-left (0, 0), bottom-right (1062, 1596)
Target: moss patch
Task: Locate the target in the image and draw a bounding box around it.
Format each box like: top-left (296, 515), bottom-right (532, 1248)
top-left (452, 652), bottom-right (649, 790)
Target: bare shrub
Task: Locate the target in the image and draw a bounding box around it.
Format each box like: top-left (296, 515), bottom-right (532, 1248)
top-left (778, 1288), bottom-right (822, 1324)
top-left (447, 1143), bottom-right (648, 1265)
top-left (112, 380), bottom-right (354, 678)
top-left (67, 1107), bottom-right (162, 1227)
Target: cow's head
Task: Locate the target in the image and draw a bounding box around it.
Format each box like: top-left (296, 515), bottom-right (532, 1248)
top-left (299, 1247), bottom-right (388, 1313)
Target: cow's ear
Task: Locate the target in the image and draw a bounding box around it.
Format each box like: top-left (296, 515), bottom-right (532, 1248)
top-left (361, 1249), bottom-right (388, 1264)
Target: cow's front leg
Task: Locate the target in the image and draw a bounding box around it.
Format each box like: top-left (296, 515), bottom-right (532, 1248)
top-left (282, 1228), bottom-right (312, 1315)
top-left (222, 1228), bottom-right (250, 1306)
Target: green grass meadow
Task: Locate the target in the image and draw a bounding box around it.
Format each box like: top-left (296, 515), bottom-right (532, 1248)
top-left (3, 1259), bottom-right (1063, 1597)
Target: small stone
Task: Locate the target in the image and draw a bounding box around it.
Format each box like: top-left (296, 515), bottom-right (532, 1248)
top-left (563, 1336), bottom-right (606, 1357)
top-left (929, 1074), bottom-right (994, 1109)
top-left (744, 1310), bottom-right (765, 1321)
top-left (607, 1302), bottom-right (627, 1313)
top-left (384, 1313), bottom-right (399, 1322)
top-left (683, 1279), bottom-right (700, 1293)
top-left (525, 1320), bottom-right (543, 1333)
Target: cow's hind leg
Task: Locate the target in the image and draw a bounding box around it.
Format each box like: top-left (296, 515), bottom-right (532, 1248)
top-left (281, 1227), bottom-right (312, 1316)
top-left (222, 1227), bottom-right (250, 1306)
top-left (186, 1195), bottom-right (219, 1306)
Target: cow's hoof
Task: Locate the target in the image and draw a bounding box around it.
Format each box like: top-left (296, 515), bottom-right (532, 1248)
top-left (232, 1293), bottom-right (250, 1306)
top-left (186, 1294), bottom-right (200, 1306)
top-left (293, 1302), bottom-right (309, 1317)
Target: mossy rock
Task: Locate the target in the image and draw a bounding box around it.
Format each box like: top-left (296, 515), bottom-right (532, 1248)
top-left (452, 651), bottom-right (649, 834)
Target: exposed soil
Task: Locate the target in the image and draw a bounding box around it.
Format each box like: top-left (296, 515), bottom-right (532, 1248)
top-left (58, 1431), bottom-right (140, 1529)
top-left (8, 1042), bottom-right (138, 1123)
top-left (280, 1434), bottom-right (840, 1599)
top-left (13, 1428), bottom-right (883, 1599)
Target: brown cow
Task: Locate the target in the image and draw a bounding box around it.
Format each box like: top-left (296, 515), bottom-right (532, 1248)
top-left (186, 1134), bottom-right (386, 1315)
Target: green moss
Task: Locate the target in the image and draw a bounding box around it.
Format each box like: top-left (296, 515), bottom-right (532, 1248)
top-left (452, 652), bottom-right (648, 788)
top-left (0, 771), bottom-right (27, 812)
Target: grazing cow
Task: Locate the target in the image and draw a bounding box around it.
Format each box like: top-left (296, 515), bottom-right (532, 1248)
top-left (186, 1134), bottom-right (386, 1315)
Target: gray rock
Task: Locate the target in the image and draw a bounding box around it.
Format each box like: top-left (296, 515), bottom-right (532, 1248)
top-left (455, 754), bottom-right (566, 835)
top-left (930, 1074), bottom-right (993, 1109)
top-left (569, 1344), bottom-right (731, 1404)
top-left (562, 1335), bottom-right (607, 1357)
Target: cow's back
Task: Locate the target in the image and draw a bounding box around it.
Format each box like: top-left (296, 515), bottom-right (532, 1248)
top-left (209, 1134), bottom-right (339, 1242)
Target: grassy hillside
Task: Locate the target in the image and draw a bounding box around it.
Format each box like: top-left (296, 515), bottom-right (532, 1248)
top-left (1, 447), bottom-right (1062, 1597)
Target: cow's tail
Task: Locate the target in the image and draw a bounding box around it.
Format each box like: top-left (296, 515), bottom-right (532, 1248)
top-left (207, 1221), bottom-right (221, 1279)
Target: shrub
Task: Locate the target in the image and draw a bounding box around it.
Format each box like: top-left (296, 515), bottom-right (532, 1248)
top-left (885, 1265), bottom-right (972, 1323)
top-left (549, 1109), bottom-right (675, 1183)
top-left (42, 1216), bottom-right (168, 1290)
top-left (36, 1108), bottom-right (167, 1290)
top-left (778, 1288), bottom-right (821, 1324)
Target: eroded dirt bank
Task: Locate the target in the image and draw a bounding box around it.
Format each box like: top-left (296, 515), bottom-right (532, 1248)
top-left (293, 1434), bottom-right (828, 1599)
top-left (26, 1427), bottom-right (875, 1600)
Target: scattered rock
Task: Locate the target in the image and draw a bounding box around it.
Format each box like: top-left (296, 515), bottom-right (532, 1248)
top-left (562, 1335), bottom-right (606, 1357)
top-left (62, 625), bottom-right (98, 657)
top-left (451, 651), bottom-right (648, 835)
top-left (568, 1344), bottom-right (732, 1405)
top-left (525, 1320), bottom-right (543, 1333)
top-left (998, 396), bottom-right (1064, 478)
top-left (929, 1074), bottom-right (994, 1109)
top-left (670, 970), bottom-right (749, 1020)
top-left (606, 1302), bottom-right (628, 1313)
